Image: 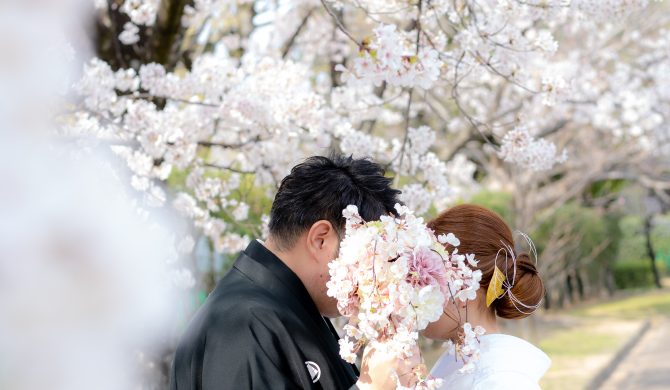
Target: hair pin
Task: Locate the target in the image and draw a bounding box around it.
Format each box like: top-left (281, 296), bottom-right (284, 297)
top-left (486, 266), bottom-right (505, 307)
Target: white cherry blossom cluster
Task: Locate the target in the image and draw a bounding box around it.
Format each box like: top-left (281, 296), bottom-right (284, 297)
top-left (119, 22), bottom-right (140, 45)
top-left (120, 0), bottom-right (160, 26)
top-left (541, 74), bottom-right (571, 107)
top-left (332, 119), bottom-right (471, 214)
top-left (68, 44), bottom-right (475, 263)
top-left (499, 126), bottom-right (568, 171)
top-left (327, 204), bottom-right (483, 388)
top-left (116, 0), bottom-right (160, 45)
top-left (70, 51), bottom-right (336, 255)
top-left (434, 236), bottom-right (486, 374)
top-left (337, 24), bottom-right (441, 89)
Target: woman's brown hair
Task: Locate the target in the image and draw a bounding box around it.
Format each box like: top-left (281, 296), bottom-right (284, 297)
top-left (428, 204), bottom-right (544, 319)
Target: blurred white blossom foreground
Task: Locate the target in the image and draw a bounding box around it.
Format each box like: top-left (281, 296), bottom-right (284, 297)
top-left (0, 1), bottom-right (187, 389)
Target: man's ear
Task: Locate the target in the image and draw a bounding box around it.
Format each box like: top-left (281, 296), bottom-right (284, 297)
top-left (306, 220), bottom-right (337, 262)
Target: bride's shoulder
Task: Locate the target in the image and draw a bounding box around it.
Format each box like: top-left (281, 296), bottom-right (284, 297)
top-left (479, 334), bottom-right (551, 372)
top-left (430, 334), bottom-right (550, 390)
top-left (479, 335), bottom-right (550, 389)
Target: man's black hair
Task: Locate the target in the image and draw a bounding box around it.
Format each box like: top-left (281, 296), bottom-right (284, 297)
top-left (268, 154), bottom-right (402, 249)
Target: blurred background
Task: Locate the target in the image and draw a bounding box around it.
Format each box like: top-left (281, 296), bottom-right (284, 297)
top-left (1, 0), bottom-right (669, 389)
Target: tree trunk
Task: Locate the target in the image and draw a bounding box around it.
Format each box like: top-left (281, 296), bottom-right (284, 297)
top-left (604, 265), bottom-right (615, 297)
top-left (544, 288), bottom-right (551, 310)
top-left (565, 274), bottom-right (574, 304)
top-left (644, 214), bottom-right (662, 289)
top-left (150, 0), bottom-right (191, 68)
top-left (575, 269), bottom-right (585, 300)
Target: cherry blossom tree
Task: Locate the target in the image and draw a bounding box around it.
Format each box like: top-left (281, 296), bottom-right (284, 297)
top-left (53, 0), bottom-right (670, 385)
top-left (63, 0), bottom-right (670, 299)
top-left (68, 0), bottom-right (666, 254)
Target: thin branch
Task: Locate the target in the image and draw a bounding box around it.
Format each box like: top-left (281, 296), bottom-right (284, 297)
top-left (397, 88), bottom-right (415, 172)
top-left (281, 8), bottom-right (316, 59)
top-left (391, 0), bottom-right (423, 176)
top-left (537, 120), bottom-right (569, 138)
top-left (197, 137), bottom-right (261, 149)
top-left (450, 53), bottom-right (497, 147)
top-left (130, 93), bottom-right (220, 107)
top-left (415, 0), bottom-right (423, 56)
top-left (320, 0), bottom-right (360, 47)
top-left (479, 55), bottom-right (539, 93)
top-left (203, 163), bottom-right (255, 175)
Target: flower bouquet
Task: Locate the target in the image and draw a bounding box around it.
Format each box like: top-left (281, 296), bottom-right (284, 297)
top-left (327, 204), bottom-right (484, 388)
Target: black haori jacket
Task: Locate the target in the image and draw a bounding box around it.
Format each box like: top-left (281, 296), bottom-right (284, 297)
top-left (170, 240), bottom-right (359, 390)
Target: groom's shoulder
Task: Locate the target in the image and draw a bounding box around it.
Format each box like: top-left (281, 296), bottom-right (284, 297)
top-left (175, 270), bottom-right (288, 357)
top-left (171, 269), bottom-right (297, 388)
top-left (197, 267), bottom-right (290, 329)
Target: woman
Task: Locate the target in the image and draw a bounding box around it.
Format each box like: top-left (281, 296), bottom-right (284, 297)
top-left (423, 204), bottom-right (550, 389)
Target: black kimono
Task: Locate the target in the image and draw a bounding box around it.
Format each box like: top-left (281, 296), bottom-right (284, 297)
top-left (170, 240), bottom-right (359, 390)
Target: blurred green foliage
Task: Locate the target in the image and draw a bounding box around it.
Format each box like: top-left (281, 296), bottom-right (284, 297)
top-left (167, 167), bottom-right (274, 238)
top-left (534, 202), bottom-right (619, 296)
top-left (617, 216), bottom-right (649, 267)
top-left (587, 179), bottom-right (628, 200)
top-left (468, 190), bottom-right (514, 225)
top-left (463, 189), bottom-right (670, 298)
top-left (472, 194), bottom-right (618, 280)
top-left (467, 189), bottom-right (670, 295)
top-left (612, 260), bottom-right (666, 289)
top-left (168, 166), bottom-right (275, 293)
top-left (613, 214), bottom-right (670, 289)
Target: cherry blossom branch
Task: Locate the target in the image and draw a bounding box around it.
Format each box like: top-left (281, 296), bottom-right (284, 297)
top-left (197, 137), bottom-right (262, 149)
top-left (396, 88), bottom-right (415, 172)
top-left (478, 55), bottom-right (539, 94)
top-left (514, 0), bottom-right (570, 8)
top-left (342, 89), bottom-right (404, 115)
top-left (360, 83), bottom-right (388, 133)
top-left (130, 93), bottom-right (220, 107)
top-left (426, 0), bottom-right (458, 40)
top-left (414, 0), bottom-right (423, 56)
top-left (281, 8), bottom-right (317, 59)
top-left (392, 0), bottom-right (423, 176)
top-left (320, 0), bottom-right (360, 47)
top-left (203, 163), bottom-right (255, 175)
top-left (455, 2), bottom-right (540, 93)
top-left (537, 120), bottom-right (569, 138)
top-left (450, 52), bottom-right (497, 147)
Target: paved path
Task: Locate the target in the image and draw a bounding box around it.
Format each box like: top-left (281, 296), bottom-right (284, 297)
top-left (599, 319), bottom-right (670, 389)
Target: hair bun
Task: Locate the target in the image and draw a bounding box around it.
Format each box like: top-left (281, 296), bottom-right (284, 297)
top-left (426, 204), bottom-right (545, 320)
top-left (493, 252), bottom-right (545, 320)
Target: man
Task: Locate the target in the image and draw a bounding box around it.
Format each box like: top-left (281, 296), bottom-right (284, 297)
top-left (170, 155), bottom-right (403, 389)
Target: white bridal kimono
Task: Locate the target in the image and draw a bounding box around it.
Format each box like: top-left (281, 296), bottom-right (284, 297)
top-left (430, 333), bottom-right (551, 390)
